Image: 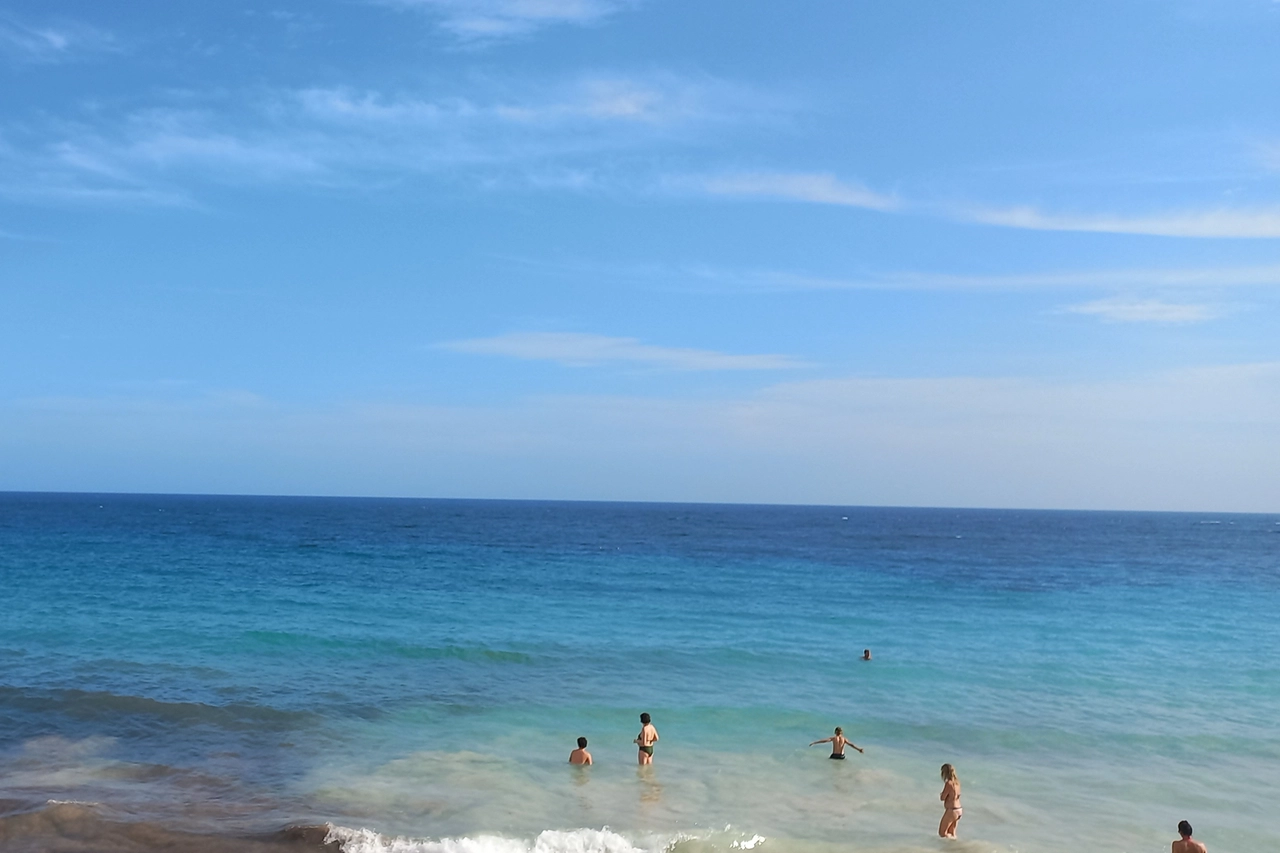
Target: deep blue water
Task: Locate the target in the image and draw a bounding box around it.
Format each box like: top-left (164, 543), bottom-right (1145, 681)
top-left (1, 493), bottom-right (1277, 853)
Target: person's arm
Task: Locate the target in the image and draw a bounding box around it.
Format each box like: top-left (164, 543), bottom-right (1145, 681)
top-left (810, 737), bottom-right (834, 746)
top-left (585, 753), bottom-right (593, 765)
top-left (848, 742), bottom-right (864, 753)
top-left (651, 728), bottom-right (659, 742)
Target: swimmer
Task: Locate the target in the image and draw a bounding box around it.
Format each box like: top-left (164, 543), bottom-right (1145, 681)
top-left (862, 649), bottom-right (872, 661)
top-left (1172, 821), bottom-right (1207, 853)
top-left (809, 726), bottom-right (864, 759)
top-left (569, 736), bottom-right (592, 765)
top-left (635, 713), bottom-right (659, 765)
top-left (938, 763), bottom-right (961, 838)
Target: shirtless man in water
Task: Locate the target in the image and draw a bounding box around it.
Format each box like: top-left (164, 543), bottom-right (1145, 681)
top-left (568, 737), bottom-right (592, 765)
top-left (809, 726), bottom-right (864, 759)
top-left (1172, 821), bottom-right (1207, 853)
top-left (635, 713), bottom-right (659, 765)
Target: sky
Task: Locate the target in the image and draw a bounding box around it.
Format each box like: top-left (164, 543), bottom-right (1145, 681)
top-left (2, 0), bottom-right (1279, 511)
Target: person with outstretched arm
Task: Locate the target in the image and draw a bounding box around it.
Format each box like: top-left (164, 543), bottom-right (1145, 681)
top-left (809, 726), bottom-right (864, 759)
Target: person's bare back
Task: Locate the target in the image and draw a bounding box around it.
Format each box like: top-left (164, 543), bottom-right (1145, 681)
top-left (569, 736), bottom-right (592, 765)
top-left (1172, 821), bottom-right (1206, 853)
top-left (809, 726), bottom-right (863, 759)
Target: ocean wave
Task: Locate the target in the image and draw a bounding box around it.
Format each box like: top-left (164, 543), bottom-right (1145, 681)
top-left (324, 826), bottom-right (708, 853)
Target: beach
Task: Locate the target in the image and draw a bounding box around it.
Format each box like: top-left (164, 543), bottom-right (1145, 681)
top-left (2, 494), bottom-right (1277, 852)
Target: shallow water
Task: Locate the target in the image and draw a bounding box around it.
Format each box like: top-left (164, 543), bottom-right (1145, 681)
top-left (1, 494), bottom-right (1277, 852)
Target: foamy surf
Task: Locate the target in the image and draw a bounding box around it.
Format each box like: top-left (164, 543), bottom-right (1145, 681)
top-left (323, 826), bottom-right (741, 853)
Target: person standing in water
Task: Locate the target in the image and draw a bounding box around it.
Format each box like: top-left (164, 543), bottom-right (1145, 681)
top-left (568, 737), bottom-right (592, 765)
top-left (1172, 820), bottom-right (1207, 853)
top-left (938, 763), bottom-right (962, 838)
top-left (635, 713), bottom-right (659, 765)
top-left (809, 726), bottom-right (864, 759)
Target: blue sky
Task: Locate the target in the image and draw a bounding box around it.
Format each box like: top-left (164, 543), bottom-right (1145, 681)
top-left (2, 0), bottom-right (1279, 510)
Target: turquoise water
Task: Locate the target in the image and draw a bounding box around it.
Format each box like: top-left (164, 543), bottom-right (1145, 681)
top-left (1, 494), bottom-right (1277, 853)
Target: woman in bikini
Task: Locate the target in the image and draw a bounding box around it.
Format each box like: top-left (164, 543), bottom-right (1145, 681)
top-left (938, 763), bottom-right (962, 838)
top-left (635, 712), bottom-right (658, 765)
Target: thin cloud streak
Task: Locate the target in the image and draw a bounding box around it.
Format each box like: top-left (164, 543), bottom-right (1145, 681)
top-left (382, 0), bottom-right (632, 40)
top-left (966, 205), bottom-right (1280, 238)
top-left (297, 77), bottom-right (707, 127)
top-left (694, 169), bottom-right (1280, 238)
top-left (700, 172), bottom-right (898, 211)
top-left (0, 17), bottom-right (119, 63)
top-left (743, 262), bottom-right (1280, 292)
top-left (438, 332), bottom-right (809, 370)
top-left (545, 257), bottom-right (1280, 294)
top-left (1063, 297), bottom-right (1220, 324)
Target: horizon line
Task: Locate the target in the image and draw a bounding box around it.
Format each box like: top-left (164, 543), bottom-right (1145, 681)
top-left (2, 489), bottom-right (1274, 517)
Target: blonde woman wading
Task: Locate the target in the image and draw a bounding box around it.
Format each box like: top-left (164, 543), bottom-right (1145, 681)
top-left (938, 763), bottom-right (962, 838)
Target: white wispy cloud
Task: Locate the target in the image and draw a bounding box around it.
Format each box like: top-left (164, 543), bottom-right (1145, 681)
top-left (297, 77), bottom-right (704, 128)
top-left (0, 17), bottom-right (119, 63)
top-left (690, 167), bottom-right (1280, 239)
top-left (383, 0), bottom-right (632, 40)
top-left (700, 172), bottom-right (898, 211)
top-left (535, 256), bottom-right (1280, 295)
top-left (966, 204), bottom-right (1280, 238)
top-left (1, 72), bottom-right (749, 205)
top-left (438, 332), bottom-right (809, 370)
top-left (734, 262), bottom-right (1280, 293)
top-left (1063, 297), bottom-right (1220, 324)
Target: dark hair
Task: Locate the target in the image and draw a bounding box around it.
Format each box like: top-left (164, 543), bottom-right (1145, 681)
top-left (577, 737), bottom-right (588, 748)
top-left (1178, 821), bottom-right (1192, 838)
top-left (640, 712), bottom-right (651, 724)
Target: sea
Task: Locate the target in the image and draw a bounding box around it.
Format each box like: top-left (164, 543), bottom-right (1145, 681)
top-left (1, 493), bottom-right (1277, 853)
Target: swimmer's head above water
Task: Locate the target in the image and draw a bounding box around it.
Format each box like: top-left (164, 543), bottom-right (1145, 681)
top-left (1178, 821), bottom-right (1193, 838)
top-left (577, 737), bottom-right (587, 748)
top-left (640, 712), bottom-right (651, 724)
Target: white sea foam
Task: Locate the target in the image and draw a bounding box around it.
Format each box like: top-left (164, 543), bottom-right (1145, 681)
top-left (325, 826), bottom-right (684, 853)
